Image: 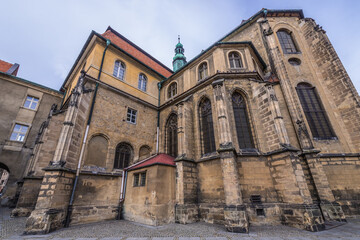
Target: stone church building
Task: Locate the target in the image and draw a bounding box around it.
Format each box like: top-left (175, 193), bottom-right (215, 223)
top-left (11, 9), bottom-right (360, 234)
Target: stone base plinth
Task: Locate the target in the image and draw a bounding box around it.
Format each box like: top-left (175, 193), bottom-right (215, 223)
top-left (175, 204), bottom-right (199, 224)
top-left (224, 205), bottom-right (249, 233)
top-left (25, 208), bottom-right (66, 234)
top-left (320, 202), bottom-right (346, 222)
top-left (281, 204), bottom-right (325, 232)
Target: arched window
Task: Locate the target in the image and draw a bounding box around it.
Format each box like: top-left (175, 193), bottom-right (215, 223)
top-left (113, 60), bottom-right (126, 80)
top-left (114, 143), bottom-right (132, 169)
top-left (232, 92), bottom-right (254, 149)
top-left (166, 114), bottom-right (178, 157)
top-left (167, 82), bottom-right (177, 99)
top-left (229, 52), bottom-right (243, 69)
top-left (276, 30), bottom-right (299, 54)
top-left (139, 145), bottom-right (151, 160)
top-left (296, 83), bottom-right (335, 139)
top-left (199, 98), bottom-right (216, 154)
top-left (85, 135), bottom-right (108, 167)
top-left (138, 73), bottom-right (147, 91)
top-left (198, 62), bottom-right (208, 80)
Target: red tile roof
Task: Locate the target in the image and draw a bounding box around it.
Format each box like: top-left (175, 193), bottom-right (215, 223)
top-left (102, 27), bottom-right (173, 78)
top-left (0, 59), bottom-right (13, 73)
top-left (127, 153), bottom-right (175, 171)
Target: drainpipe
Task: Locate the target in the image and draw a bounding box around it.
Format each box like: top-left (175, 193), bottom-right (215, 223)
top-left (65, 39), bottom-right (111, 228)
top-left (156, 82), bottom-right (162, 153)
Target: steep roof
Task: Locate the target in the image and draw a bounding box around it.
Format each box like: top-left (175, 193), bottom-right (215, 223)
top-left (102, 26), bottom-right (173, 78)
top-left (127, 153), bottom-right (175, 171)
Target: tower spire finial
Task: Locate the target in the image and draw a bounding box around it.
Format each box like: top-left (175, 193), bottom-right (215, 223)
top-left (178, 35), bottom-right (180, 43)
top-left (173, 35), bottom-right (186, 72)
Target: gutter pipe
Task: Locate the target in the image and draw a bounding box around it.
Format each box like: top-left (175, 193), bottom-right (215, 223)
top-left (65, 39), bottom-right (111, 227)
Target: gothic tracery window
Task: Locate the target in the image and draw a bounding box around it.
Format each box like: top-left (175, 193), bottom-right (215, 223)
top-left (199, 98), bottom-right (216, 154)
top-left (114, 143), bottom-right (132, 169)
top-left (166, 113), bottom-right (178, 157)
top-left (296, 83), bottom-right (335, 139)
top-left (232, 92), bottom-right (254, 149)
top-left (229, 52), bottom-right (243, 69)
top-left (277, 30), bottom-right (299, 54)
top-left (198, 62), bottom-right (208, 80)
top-left (113, 60), bottom-right (126, 80)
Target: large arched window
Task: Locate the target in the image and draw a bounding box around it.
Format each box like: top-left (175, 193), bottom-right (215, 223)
top-left (166, 113), bottom-right (178, 157)
top-left (276, 30), bottom-right (299, 54)
top-left (232, 92), bottom-right (254, 149)
top-left (229, 52), bottom-right (243, 69)
top-left (85, 135), bottom-right (108, 167)
top-left (199, 98), bottom-right (216, 154)
top-left (198, 62), bottom-right (208, 80)
top-left (296, 83), bottom-right (335, 139)
top-left (113, 60), bottom-right (126, 80)
top-left (138, 73), bottom-right (147, 91)
top-left (114, 143), bottom-right (133, 169)
top-left (167, 82), bottom-right (177, 99)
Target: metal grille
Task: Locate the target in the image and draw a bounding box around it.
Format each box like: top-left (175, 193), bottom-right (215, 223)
top-left (166, 114), bottom-right (178, 157)
top-left (232, 92), bottom-right (254, 149)
top-left (199, 98), bottom-right (216, 154)
top-left (114, 143), bottom-right (132, 169)
top-left (229, 52), bottom-right (243, 69)
top-left (296, 83), bottom-right (336, 139)
top-left (250, 195), bottom-right (262, 204)
top-left (277, 30), bottom-right (298, 54)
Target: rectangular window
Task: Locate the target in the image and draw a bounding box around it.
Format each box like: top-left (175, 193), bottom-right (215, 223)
top-left (10, 124), bottom-right (29, 142)
top-left (24, 96), bottom-right (39, 110)
top-left (133, 172), bottom-right (146, 187)
top-left (126, 108), bottom-right (137, 124)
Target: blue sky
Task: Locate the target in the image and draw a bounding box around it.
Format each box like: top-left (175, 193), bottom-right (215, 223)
top-left (1, 0), bottom-right (359, 93)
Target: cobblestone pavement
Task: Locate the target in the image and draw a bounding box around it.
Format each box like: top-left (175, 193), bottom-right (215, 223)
top-left (1, 208), bottom-right (360, 240)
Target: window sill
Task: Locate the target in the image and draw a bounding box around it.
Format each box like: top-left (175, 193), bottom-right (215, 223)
top-left (313, 137), bottom-right (338, 141)
top-left (3, 140), bottom-right (24, 151)
top-left (284, 52), bottom-right (302, 55)
top-left (20, 106), bottom-right (38, 112)
top-left (126, 120), bottom-right (137, 125)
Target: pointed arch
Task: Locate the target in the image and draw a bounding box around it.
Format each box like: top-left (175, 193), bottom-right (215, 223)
top-left (199, 97), bottom-right (216, 154)
top-left (165, 113), bottom-right (178, 157)
top-left (231, 91), bottom-right (254, 149)
top-left (114, 142), bottom-right (133, 169)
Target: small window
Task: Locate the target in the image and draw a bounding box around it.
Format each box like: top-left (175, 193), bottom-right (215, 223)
top-left (277, 30), bottom-right (299, 54)
top-left (198, 62), bottom-right (208, 80)
top-left (167, 82), bottom-right (177, 99)
top-left (10, 124), bottom-right (29, 142)
top-left (229, 52), bottom-right (243, 69)
top-left (113, 60), bottom-right (126, 80)
top-left (133, 172), bottom-right (146, 187)
top-left (138, 73), bottom-right (147, 91)
top-left (126, 108), bottom-right (137, 124)
top-left (24, 96), bottom-right (39, 110)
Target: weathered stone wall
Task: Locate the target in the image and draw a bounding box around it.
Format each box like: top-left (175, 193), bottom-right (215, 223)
top-left (321, 156), bottom-right (360, 215)
top-left (12, 177), bottom-right (42, 216)
top-left (124, 165), bottom-right (176, 226)
top-left (70, 173), bottom-right (122, 225)
top-left (197, 159), bottom-right (225, 224)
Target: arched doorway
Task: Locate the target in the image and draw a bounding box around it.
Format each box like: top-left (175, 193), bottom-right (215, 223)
top-left (0, 163), bottom-right (10, 195)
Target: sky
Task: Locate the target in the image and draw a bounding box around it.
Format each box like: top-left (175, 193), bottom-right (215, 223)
top-left (1, 0), bottom-right (359, 93)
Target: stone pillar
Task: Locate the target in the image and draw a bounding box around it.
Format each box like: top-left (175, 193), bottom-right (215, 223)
top-left (304, 153), bottom-right (346, 222)
top-left (175, 95), bottom-right (199, 224)
top-left (212, 79), bottom-right (249, 233)
top-left (25, 168), bottom-right (75, 234)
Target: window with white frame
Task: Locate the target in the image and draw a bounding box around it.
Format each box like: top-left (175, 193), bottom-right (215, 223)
top-left (113, 60), bottom-right (126, 80)
top-left (138, 73), bottom-right (147, 91)
top-left (126, 108), bottom-right (137, 124)
top-left (24, 96), bottom-right (39, 110)
top-left (10, 124), bottom-right (29, 142)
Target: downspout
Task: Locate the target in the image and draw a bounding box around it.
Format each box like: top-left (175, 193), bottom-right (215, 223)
top-left (156, 82), bottom-right (162, 153)
top-left (65, 39), bottom-right (111, 227)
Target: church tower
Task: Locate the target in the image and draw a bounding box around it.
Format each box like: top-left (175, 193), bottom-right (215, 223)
top-left (172, 36), bottom-right (187, 72)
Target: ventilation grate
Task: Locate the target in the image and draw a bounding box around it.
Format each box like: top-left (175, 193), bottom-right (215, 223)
top-left (250, 195), bottom-right (262, 204)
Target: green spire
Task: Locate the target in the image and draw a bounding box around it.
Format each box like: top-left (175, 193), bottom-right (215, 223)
top-left (173, 35), bottom-right (187, 72)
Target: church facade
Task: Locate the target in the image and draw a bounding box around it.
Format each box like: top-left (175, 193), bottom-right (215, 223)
top-left (13, 9), bottom-right (360, 234)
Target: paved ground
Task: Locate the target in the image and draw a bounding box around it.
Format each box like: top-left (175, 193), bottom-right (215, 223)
top-left (1, 208), bottom-right (360, 240)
